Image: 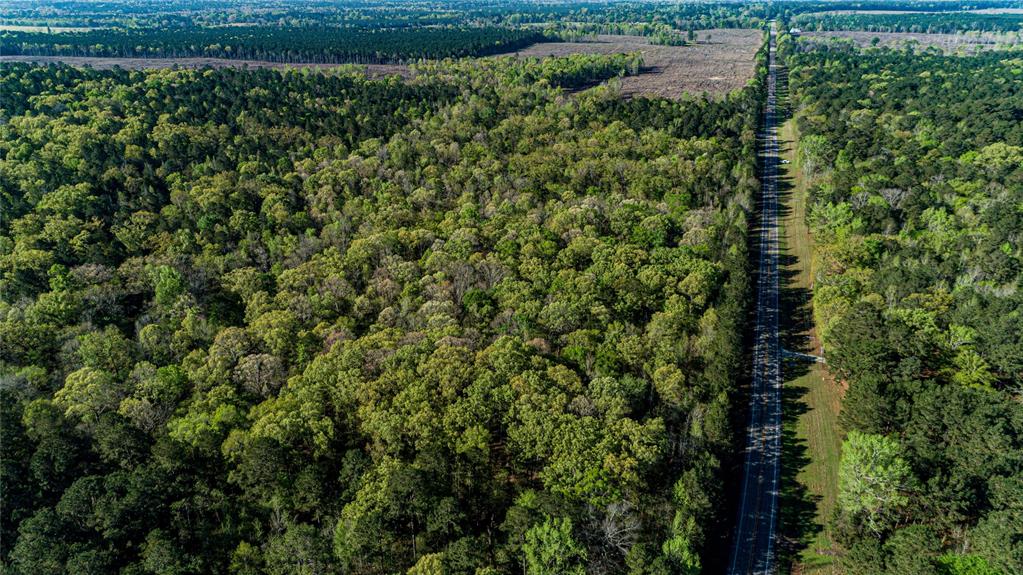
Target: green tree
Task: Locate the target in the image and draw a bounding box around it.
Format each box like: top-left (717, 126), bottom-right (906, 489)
top-left (522, 517), bottom-right (587, 575)
top-left (884, 525), bottom-right (941, 575)
top-left (839, 431), bottom-right (912, 535)
top-left (54, 368), bottom-right (126, 427)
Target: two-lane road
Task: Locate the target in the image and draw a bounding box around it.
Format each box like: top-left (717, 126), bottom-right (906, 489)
top-left (728, 22), bottom-right (783, 575)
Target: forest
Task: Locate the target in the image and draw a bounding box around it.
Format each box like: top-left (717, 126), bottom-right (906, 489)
top-left (780, 0), bottom-right (1022, 12)
top-left (0, 1), bottom-right (773, 63)
top-left (1, 0), bottom-right (771, 31)
top-left (784, 36), bottom-right (1023, 575)
top-left (793, 12), bottom-right (1023, 34)
top-left (4, 1), bottom-right (1023, 574)
top-left (0, 33), bottom-right (767, 574)
top-left (0, 0), bottom-right (478, 29)
top-left (4, 0), bottom-right (1017, 32)
top-left (0, 27), bottom-right (549, 64)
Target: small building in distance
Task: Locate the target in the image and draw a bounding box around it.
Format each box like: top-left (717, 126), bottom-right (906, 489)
top-left (789, 28), bottom-right (802, 37)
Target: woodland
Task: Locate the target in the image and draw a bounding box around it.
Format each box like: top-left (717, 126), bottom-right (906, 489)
top-left (784, 34), bottom-right (1023, 575)
top-left (0, 28), bottom-right (547, 64)
top-left (793, 12), bottom-right (1023, 34)
top-left (0, 33), bottom-right (765, 575)
top-left (2, 1), bottom-right (1023, 574)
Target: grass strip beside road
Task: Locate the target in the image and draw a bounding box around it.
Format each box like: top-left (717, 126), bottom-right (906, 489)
top-left (778, 117), bottom-right (844, 574)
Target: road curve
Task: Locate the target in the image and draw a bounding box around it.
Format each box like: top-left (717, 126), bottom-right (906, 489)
top-left (728, 22), bottom-right (782, 575)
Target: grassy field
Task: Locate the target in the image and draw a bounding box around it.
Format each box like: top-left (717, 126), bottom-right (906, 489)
top-left (778, 117), bottom-right (845, 574)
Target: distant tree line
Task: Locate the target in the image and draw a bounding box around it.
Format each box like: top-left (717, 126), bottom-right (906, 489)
top-left (1, 0), bottom-right (774, 43)
top-left (781, 0), bottom-right (1023, 15)
top-left (794, 12), bottom-right (1023, 33)
top-left (0, 26), bottom-right (550, 64)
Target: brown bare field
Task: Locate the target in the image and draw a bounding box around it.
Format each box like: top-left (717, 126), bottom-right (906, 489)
top-left (514, 28), bottom-right (763, 98)
top-left (0, 55), bottom-right (412, 79)
top-left (802, 30), bottom-right (1023, 51)
top-left (967, 8), bottom-right (1023, 14)
top-left (805, 8), bottom-right (1023, 15)
top-left (0, 30), bottom-right (763, 96)
top-left (804, 9), bottom-right (928, 15)
top-left (0, 24), bottom-right (98, 32)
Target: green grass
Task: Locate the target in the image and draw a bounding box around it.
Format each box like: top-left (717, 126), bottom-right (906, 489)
top-left (778, 117), bottom-right (845, 574)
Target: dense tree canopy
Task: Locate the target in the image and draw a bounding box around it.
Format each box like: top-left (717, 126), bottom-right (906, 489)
top-left (10, 2), bottom-right (1022, 573)
top-left (0, 27), bottom-right (549, 64)
top-left (0, 40), bottom-right (766, 573)
top-left (793, 12), bottom-right (1023, 34)
top-left (786, 36), bottom-right (1023, 575)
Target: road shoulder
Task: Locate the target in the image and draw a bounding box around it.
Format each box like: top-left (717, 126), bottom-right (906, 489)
top-left (776, 110), bottom-right (845, 573)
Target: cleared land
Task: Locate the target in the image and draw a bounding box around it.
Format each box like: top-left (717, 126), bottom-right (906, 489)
top-left (1, 29), bottom-right (762, 98)
top-left (0, 24), bottom-right (98, 32)
top-left (805, 8), bottom-right (1023, 15)
top-left (968, 7), bottom-right (1023, 13)
top-left (803, 30), bottom-right (1022, 50)
top-left (515, 29), bottom-right (762, 98)
top-left (0, 55), bottom-right (412, 78)
top-left (803, 9), bottom-right (928, 15)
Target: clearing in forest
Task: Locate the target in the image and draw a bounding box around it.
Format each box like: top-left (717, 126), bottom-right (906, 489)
top-left (514, 28), bottom-right (762, 98)
top-left (802, 30), bottom-right (1023, 51)
top-left (0, 24), bottom-right (99, 32)
top-left (0, 28), bottom-right (762, 97)
top-left (808, 7), bottom-right (1023, 14)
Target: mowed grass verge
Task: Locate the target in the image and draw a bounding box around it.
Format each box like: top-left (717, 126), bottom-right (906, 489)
top-left (778, 117), bottom-right (844, 574)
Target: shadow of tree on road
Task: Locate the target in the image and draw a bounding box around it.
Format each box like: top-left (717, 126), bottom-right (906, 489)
top-left (719, 52), bottom-right (831, 575)
top-left (772, 64), bottom-right (831, 572)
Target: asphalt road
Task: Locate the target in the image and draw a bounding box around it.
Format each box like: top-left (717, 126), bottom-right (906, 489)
top-left (727, 22), bottom-right (783, 575)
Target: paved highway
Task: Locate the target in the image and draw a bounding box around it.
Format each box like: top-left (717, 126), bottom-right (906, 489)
top-left (728, 21), bottom-right (782, 575)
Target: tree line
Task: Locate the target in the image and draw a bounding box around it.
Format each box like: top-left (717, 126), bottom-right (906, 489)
top-left (793, 12), bottom-right (1023, 34)
top-left (778, 0), bottom-right (1022, 16)
top-left (0, 26), bottom-right (550, 64)
top-left (1, 0), bottom-right (774, 48)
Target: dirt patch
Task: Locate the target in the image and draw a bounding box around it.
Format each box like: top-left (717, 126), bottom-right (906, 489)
top-left (802, 30), bottom-right (1022, 51)
top-left (0, 55), bottom-right (413, 79)
top-left (0, 24), bottom-right (99, 32)
top-left (967, 8), bottom-right (1023, 14)
top-left (803, 8), bottom-right (1023, 15)
top-left (0, 30), bottom-right (764, 95)
top-left (802, 9), bottom-right (928, 15)
top-left (514, 28), bottom-right (763, 98)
